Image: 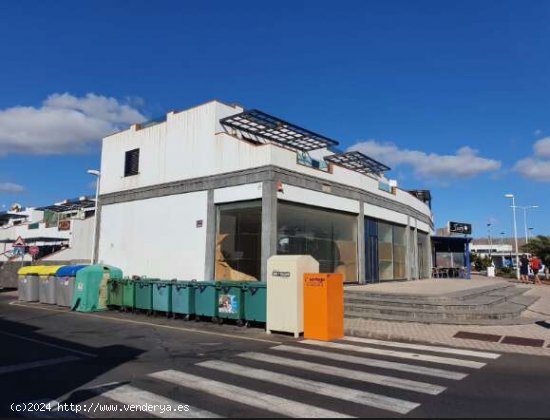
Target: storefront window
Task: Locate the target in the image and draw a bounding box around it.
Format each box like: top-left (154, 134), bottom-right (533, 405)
top-left (277, 202), bottom-right (358, 283)
top-left (215, 201), bottom-right (261, 281)
top-left (409, 227), bottom-right (418, 279)
top-left (418, 232), bottom-right (430, 278)
top-left (378, 222), bottom-right (394, 281)
top-left (393, 225), bottom-right (407, 280)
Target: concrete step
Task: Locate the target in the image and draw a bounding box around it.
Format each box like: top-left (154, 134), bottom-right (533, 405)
top-left (344, 286), bottom-right (530, 312)
top-left (344, 282), bottom-right (514, 303)
top-left (344, 301), bottom-right (530, 322)
top-left (344, 310), bottom-right (536, 326)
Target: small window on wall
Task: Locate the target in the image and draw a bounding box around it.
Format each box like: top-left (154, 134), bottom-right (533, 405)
top-left (124, 148), bottom-right (140, 177)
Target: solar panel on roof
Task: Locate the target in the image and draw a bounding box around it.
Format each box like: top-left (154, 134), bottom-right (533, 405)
top-left (324, 151), bottom-right (391, 175)
top-left (220, 109), bottom-right (339, 152)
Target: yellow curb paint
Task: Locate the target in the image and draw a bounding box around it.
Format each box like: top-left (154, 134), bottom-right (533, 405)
top-left (8, 301), bottom-right (281, 345)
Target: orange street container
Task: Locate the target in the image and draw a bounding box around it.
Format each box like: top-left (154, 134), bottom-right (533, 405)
top-left (303, 273), bottom-right (344, 341)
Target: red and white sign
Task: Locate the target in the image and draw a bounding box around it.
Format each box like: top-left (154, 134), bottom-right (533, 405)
top-left (13, 236), bottom-right (25, 248)
top-left (29, 246), bottom-right (40, 257)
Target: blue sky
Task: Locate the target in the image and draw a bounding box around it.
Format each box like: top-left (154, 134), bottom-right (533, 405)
top-left (0, 0), bottom-right (548, 238)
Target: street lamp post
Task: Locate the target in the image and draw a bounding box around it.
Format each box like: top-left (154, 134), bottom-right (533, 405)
top-left (487, 222), bottom-right (493, 261)
top-left (88, 170), bottom-right (101, 265)
top-left (513, 205), bottom-right (539, 245)
top-left (505, 194), bottom-right (520, 280)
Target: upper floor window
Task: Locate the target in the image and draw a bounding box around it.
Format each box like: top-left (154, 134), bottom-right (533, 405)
top-left (296, 151), bottom-right (330, 172)
top-left (124, 148), bottom-right (140, 177)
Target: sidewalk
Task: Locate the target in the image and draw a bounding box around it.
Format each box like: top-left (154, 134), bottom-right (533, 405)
top-left (345, 279), bottom-right (550, 356)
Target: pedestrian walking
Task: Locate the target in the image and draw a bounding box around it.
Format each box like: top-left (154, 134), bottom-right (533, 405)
top-left (530, 254), bottom-right (543, 285)
top-left (519, 254), bottom-right (530, 284)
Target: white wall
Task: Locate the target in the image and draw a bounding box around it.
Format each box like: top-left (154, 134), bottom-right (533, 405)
top-left (99, 100), bottom-right (432, 223)
top-left (214, 183), bottom-right (263, 204)
top-left (279, 185), bottom-right (360, 214)
top-left (98, 192), bottom-right (208, 279)
top-left (42, 217), bottom-right (94, 262)
top-left (364, 203), bottom-right (409, 226)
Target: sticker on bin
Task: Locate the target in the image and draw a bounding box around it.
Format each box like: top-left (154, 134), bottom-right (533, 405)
top-left (218, 294), bottom-right (239, 314)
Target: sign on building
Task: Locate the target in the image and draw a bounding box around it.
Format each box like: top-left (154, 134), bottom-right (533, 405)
top-left (448, 221), bottom-right (472, 235)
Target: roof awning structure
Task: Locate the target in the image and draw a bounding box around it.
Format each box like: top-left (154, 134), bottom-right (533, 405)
top-left (220, 109), bottom-right (339, 152)
top-left (36, 197), bottom-right (96, 213)
top-left (0, 213), bottom-right (28, 222)
top-left (0, 237), bottom-right (68, 244)
top-left (21, 237), bottom-right (69, 243)
top-left (324, 151), bottom-right (391, 175)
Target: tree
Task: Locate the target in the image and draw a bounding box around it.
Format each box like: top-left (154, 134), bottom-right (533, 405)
top-left (521, 235), bottom-right (550, 268)
top-left (470, 251), bottom-right (493, 272)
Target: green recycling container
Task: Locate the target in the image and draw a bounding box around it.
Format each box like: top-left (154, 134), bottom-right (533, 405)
top-left (194, 282), bottom-right (218, 319)
top-left (152, 280), bottom-right (172, 314)
top-left (172, 281), bottom-right (196, 319)
top-left (217, 281), bottom-right (245, 324)
top-left (122, 279), bottom-right (135, 310)
top-left (244, 282), bottom-right (267, 324)
top-left (107, 278), bottom-right (124, 308)
top-left (135, 279), bottom-right (154, 314)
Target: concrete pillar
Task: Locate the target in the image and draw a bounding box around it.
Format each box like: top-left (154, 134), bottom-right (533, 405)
top-left (261, 180), bottom-right (277, 282)
top-left (426, 233), bottom-right (433, 279)
top-left (204, 190), bottom-right (216, 281)
top-left (406, 216), bottom-right (412, 281)
top-left (357, 202), bottom-right (366, 284)
top-left (413, 225), bottom-right (419, 279)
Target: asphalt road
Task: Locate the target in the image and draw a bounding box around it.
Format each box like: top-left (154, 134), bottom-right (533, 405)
top-left (1, 291), bottom-right (549, 418)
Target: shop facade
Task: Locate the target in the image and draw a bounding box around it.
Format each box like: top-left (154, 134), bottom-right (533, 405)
top-left (96, 101), bottom-right (433, 283)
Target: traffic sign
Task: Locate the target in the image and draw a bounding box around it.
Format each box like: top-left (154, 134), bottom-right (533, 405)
top-left (12, 247), bottom-right (24, 257)
top-left (29, 246), bottom-right (39, 257)
top-left (13, 236), bottom-right (26, 247)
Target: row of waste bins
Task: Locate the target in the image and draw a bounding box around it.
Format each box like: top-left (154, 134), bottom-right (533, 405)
top-left (107, 279), bottom-right (266, 327)
top-left (17, 265), bottom-right (266, 327)
top-left (17, 265), bottom-right (88, 307)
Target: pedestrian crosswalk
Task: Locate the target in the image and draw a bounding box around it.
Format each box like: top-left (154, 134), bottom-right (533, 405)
top-left (59, 337), bottom-right (502, 418)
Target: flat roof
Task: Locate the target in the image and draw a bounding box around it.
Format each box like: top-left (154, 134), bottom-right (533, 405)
top-left (36, 197), bottom-right (95, 213)
top-left (0, 212), bottom-right (28, 222)
top-left (220, 109), bottom-right (339, 152)
top-left (324, 151), bottom-right (391, 175)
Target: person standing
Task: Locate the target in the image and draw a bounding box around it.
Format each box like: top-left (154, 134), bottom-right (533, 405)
top-left (530, 254), bottom-right (543, 285)
top-left (519, 254), bottom-right (530, 284)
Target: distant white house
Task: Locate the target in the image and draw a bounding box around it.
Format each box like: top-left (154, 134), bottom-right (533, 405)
top-left (0, 197), bottom-right (95, 264)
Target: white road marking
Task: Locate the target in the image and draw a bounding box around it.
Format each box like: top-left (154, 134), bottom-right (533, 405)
top-left (302, 340), bottom-right (486, 369)
top-left (96, 384), bottom-right (221, 418)
top-left (0, 330), bottom-right (97, 358)
top-left (198, 360), bottom-right (420, 415)
top-left (239, 352), bottom-right (446, 395)
top-left (0, 356), bottom-right (80, 376)
top-left (344, 336), bottom-right (501, 359)
top-left (273, 345), bottom-right (468, 380)
top-left (150, 369), bottom-right (354, 418)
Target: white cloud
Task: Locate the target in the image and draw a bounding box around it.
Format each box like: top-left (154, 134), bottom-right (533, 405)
top-left (533, 137), bottom-right (550, 158)
top-left (514, 137), bottom-right (550, 182)
top-left (514, 158), bottom-right (550, 182)
top-left (349, 140), bottom-right (501, 180)
top-left (0, 182), bottom-right (25, 193)
top-left (0, 93), bottom-right (146, 155)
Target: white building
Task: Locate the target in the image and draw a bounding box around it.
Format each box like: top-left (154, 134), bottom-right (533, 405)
top-left (0, 197), bottom-right (95, 264)
top-left (96, 101), bottom-right (434, 283)
top-left (470, 243), bottom-right (517, 268)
